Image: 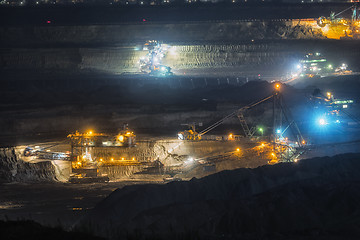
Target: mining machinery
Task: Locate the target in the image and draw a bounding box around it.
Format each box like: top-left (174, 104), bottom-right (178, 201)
top-left (178, 83), bottom-right (307, 163)
top-left (150, 65), bottom-right (173, 77)
top-left (299, 53), bottom-right (332, 76)
top-left (23, 145), bottom-right (70, 160)
top-left (310, 89), bottom-right (355, 126)
top-left (317, 4), bottom-right (360, 39)
top-left (178, 123), bottom-right (202, 140)
top-left (67, 125), bottom-right (138, 183)
top-left (139, 40), bottom-right (173, 76)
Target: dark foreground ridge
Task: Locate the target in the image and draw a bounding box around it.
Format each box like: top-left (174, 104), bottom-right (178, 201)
top-left (0, 220), bottom-right (104, 240)
top-left (77, 153), bottom-right (360, 239)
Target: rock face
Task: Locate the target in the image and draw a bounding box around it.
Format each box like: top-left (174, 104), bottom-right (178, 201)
top-left (0, 148), bottom-right (57, 183)
top-left (77, 153), bottom-right (360, 239)
top-left (0, 20), bottom-right (327, 75)
top-left (0, 20), bottom-right (324, 47)
top-left (0, 19), bottom-right (358, 77)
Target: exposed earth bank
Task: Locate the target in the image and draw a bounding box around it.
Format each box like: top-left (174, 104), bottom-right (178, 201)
top-left (77, 153), bottom-right (360, 240)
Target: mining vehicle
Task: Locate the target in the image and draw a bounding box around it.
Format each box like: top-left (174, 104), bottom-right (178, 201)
top-left (67, 126), bottom-right (137, 183)
top-left (178, 83), bottom-right (307, 163)
top-left (67, 128), bottom-right (136, 148)
top-left (310, 89), bottom-right (355, 126)
top-left (298, 53), bottom-right (333, 76)
top-left (317, 4), bottom-right (360, 39)
top-left (178, 123), bottom-right (202, 140)
top-left (142, 40), bottom-right (160, 51)
top-left (23, 145), bottom-right (70, 161)
top-left (150, 65), bottom-right (173, 77)
top-left (69, 169), bottom-right (110, 184)
top-left (138, 40), bottom-right (173, 76)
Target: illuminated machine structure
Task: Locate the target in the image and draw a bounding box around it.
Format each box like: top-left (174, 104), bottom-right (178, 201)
top-left (23, 145), bottom-right (70, 160)
top-left (178, 83), bottom-right (307, 163)
top-left (294, 53), bottom-right (351, 78)
top-left (178, 123), bottom-right (202, 141)
top-left (139, 40), bottom-right (173, 76)
top-left (298, 53), bottom-right (333, 76)
top-left (317, 4), bottom-right (360, 39)
top-left (311, 89), bottom-right (355, 127)
top-left (67, 126), bottom-right (139, 183)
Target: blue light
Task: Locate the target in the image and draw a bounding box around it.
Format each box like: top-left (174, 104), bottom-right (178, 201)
top-left (276, 129), bottom-right (281, 134)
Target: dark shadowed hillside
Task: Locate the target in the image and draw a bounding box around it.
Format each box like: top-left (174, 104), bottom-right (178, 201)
top-left (77, 153), bottom-right (360, 239)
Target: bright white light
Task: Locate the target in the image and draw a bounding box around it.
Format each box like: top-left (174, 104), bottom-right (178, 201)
top-left (169, 47), bottom-right (177, 56)
top-left (178, 133), bottom-right (184, 140)
top-left (296, 64), bottom-right (301, 69)
top-left (184, 157), bottom-right (195, 165)
top-left (318, 118), bottom-right (326, 125)
top-left (343, 104), bottom-right (348, 108)
top-left (276, 129), bottom-right (281, 134)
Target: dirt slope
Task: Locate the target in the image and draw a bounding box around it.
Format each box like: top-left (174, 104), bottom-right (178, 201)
top-left (0, 148), bottom-right (57, 183)
top-left (77, 153), bottom-right (360, 239)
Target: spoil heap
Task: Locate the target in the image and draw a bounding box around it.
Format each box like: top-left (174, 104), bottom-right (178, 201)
top-left (78, 153), bottom-right (360, 239)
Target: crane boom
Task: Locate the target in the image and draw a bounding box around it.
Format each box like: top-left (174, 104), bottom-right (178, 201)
top-left (199, 94), bottom-right (274, 136)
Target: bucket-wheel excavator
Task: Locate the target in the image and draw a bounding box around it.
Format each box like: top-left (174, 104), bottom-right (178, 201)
top-left (317, 4), bottom-right (360, 39)
top-left (178, 83), bottom-right (307, 163)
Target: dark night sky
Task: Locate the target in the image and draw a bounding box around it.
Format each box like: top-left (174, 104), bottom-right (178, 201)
top-left (0, 2), bottom-right (353, 25)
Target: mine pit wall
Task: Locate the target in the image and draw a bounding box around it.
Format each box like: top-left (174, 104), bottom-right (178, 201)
top-left (0, 147), bottom-right (69, 183)
top-left (0, 139), bottom-right (249, 182)
top-left (4, 138), bottom-right (359, 183)
top-left (2, 139), bottom-right (249, 182)
top-left (0, 19), bottom-right (324, 46)
top-left (96, 139), bottom-right (251, 180)
top-left (2, 41), bottom-right (360, 78)
top-left (99, 165), bottom-right (144, 180)
top-left (1, 19), bottom-right (354, 76)
top-left (0, 44), bottom-right (300, 75)
top-left (5, 138), bottom-right (359, 183)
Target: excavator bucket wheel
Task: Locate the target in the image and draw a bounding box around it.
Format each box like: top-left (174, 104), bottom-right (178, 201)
top-left (317, 17), bottom-right (326, 27)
